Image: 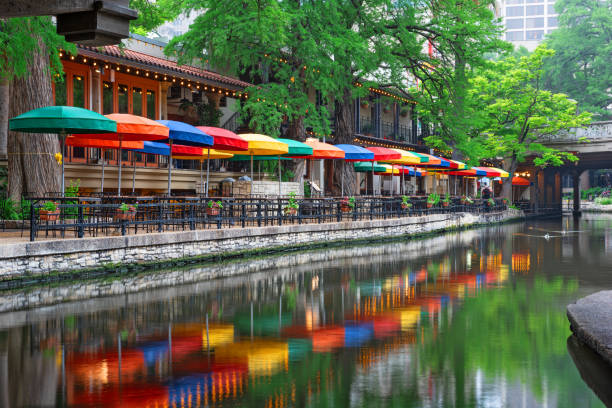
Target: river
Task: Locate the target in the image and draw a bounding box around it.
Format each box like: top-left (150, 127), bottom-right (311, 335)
top-left (1, 214), bottom-right (612, 407)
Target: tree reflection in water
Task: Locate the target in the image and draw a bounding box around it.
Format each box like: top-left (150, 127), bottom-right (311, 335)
top-left (0, 218), bottom-right (610, 407)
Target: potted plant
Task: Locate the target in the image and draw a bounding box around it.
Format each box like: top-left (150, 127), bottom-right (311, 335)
top-left (207, 200), bottom-right (223, 216)
top-left (115, 203), bottom-right (137, 221)
top-left (426, 193), bottom-right (440, 208)
top-left (461, 196), bottom-right (474, 205)
top-left (360, 100), bottom-right (370, 109)
top-left (441, 193), bottom-right (450, 207)
top-left (399, 108), bottom-right (409, 117)
top-left (487, 198), bottom-right (495, 207)
top-left (340, 196), bottom-right (355, 212)
top-left (284, 192), bottom-right (299, 215)
top-left (40, 201), bottom-right (60, 221)
top-left (401, 195), bottom-right (412, 210)
top-left (502, 197), bottom-right (509, 205)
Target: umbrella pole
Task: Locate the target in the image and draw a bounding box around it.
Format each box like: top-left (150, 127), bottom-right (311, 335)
top-left (117, 137), bottom-right (123, 195)
top-left (402, 167), bottom-right (405, 195)
top-left (167, 140), bottom-right (172, 196)
top-left (200, 159), bottom-right (203, 195)
top-left (278, 155), bottom-right (282, 196)
top-left (341, 162), bottom-right (344, 196)
top-left (371, 161), bottom-right (374, 196)
top-left (250, 154), bottom-right (254, 196)
top-left (132, 155), bottom-right (136, 194)
top-left (206, 149), bottom-right (211, 197)
top-left (101, 149), bottom-right (105, 193)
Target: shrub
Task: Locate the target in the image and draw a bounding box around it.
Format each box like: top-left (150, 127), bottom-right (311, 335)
top-left (427, 193), bottom-right (440, 205)
top-left (594, 197), bottom-right (612, 205)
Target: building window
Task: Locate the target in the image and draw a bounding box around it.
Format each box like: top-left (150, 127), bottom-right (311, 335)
top-left (146, 90), bottom-right (156, 119)
top-left (525, 0), bottom-right (542, 3)
top-left (146, 153), bottom-right (156, 164)
top-left (548, 16), bottom-right (558, 27)
top-left (73, 146), bottom-right (85, 159)
top-left (121, 150), bottom-right (129, 161)
top-left (132, 87), bottom-right (143, 116)
top-left (526, 17), bottom-right (544, 28)
top-left (72, 75), bottom-right (85, 108)
top-left (506, 6), bottom-right (524, 16)
top-left (506, 18), bottom-right (524, 29)
top-left (506, 0), bottom-right (523, 4)
top-left (526, 5), bottom-right (544, 15)
top-left (169, 85), bottom-right (181, 99)
top-left (219, 96), bottom-right (227, 108)
top-left (118, 84), bottom-right (129, 113)
top-left (103, 81), bottom-right (114, 115)
top-left (54, 75), bottom-right (67, 106)
top-left (526, 30), bottom-right (544, 39)
top-left (506, 31), bottom-right (524, 41)
top-left (548, 4), bottom-right (556, 13)
top-left (192, 91), bottom-right (202, 103)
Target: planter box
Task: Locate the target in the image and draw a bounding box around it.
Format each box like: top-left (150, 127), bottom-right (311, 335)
top-left (340, 204), bottom-right (353, 213)
top-left (426, 202), bottom-right (434, 209)
top-left (284, 207), bottom-right (298, 216)
top-left (115, 211), bottom-right (135, 221)
top-left (39, 210), bottom-right (60, 221)
top-left (401, 203), bottom-right (411, 210)
top-left (442, 201), bottom-right (449, 207)
top-left (206, 207), bottom-right (220, 216)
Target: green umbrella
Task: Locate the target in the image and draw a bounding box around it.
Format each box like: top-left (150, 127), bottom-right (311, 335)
top-left (231, 138), bottom-right (313, 196)
top-left (354, 162), bottom-right (386, 172)
top-left (9, 106), bottom-right (117, 195)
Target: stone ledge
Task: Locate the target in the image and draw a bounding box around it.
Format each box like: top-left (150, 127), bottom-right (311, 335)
top-left (567, 290), bottom-right (612, 367)
top-left (0, 213), bottom-right (457, 260)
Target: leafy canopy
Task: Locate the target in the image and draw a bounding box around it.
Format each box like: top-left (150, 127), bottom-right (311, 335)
top-left (470, 45), bottom-right (591, 168)
top-left (543, 0), bottom-right (612, 119)
top-left (0, 17), bottom-right (75, 81)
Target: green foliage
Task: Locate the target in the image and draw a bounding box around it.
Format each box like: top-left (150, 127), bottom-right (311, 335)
top-left (468, 45), bottom-right (591, 169)
top-left (43, 201), bottom-right (58, 212)
top-left (427, 192), bottom-right (440, 205)
top-left (207, 200), bottom-right (223, 209)
top-left (179, 100), bottom-right (222, 127)
top-left (487, 198), bottom-right (495, 206)
top-left (0, 17), bottom-right (75, 81)
top-left (285, 192), bottom-right (299, 210)
top-left (118, 203), bottom-right (137, 213)
top-left (401, 195), bottom-right (412, 208)
top-left (0, 198), bottom-right (18, 220)
top-left (442, 193), bottom-right (450, 203)
top-left (509, 204), bottom-right (520, 210)
top-left (542, 0), bottom-right (612, 119)
top-left (594, 197), bottom-right (612, 205)
top-left (581, 186), bottom-right (606, 200)
top-left (303, 181), bottom-right (311, 198)
top-left (341, 196), bottom-right (356, 209)
top-left (129, 0), bottom-right (186, 36)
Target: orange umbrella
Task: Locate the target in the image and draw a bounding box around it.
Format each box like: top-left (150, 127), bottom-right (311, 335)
top-left (288, 138), bottom-right (344, 196)
top-left (77, 114), bottom-right (169, 194)
top-left (66, 137), bottom-right (144, 192)
top-left (512, 176), bottom-right (530, 186)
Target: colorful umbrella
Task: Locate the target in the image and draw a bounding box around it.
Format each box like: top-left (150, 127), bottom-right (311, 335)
top-left (512, 176), bottom-right (530, 186)
top-left (173, 148), bottom-right (234, 195)
top-left (233, 134), bottom-right (289, 186)
top-left (9, 106), bottom-right (117, 195)
top-left (77, 114), bottom-right (169, 194)
top-left (366, 147), bottom-right (401, 195)
top-left (156, 120), bottom-right (213, 195)
top-left (195, 127), bottom-right (248, 194)
top-left (335, 144), bottom-right (375, 195)
top-left (288, 138), bottom-right (344, 196)
top-left (354, 162), bottom-right (386, 173)
top-left (381, 149), bottom-right (424, 195)
top-left (66, 136), bottom-right (143, 192)
top-left (472, 166), bottom-right (509, 178)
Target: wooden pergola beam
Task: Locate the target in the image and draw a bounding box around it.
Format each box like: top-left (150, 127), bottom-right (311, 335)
top-left (0, 0), bottom-right (137, 46)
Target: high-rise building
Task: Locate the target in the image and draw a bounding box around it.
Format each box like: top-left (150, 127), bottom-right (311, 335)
top-left (497, 0), bottom-right (559, 50)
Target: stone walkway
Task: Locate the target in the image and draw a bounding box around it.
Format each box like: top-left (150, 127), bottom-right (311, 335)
top-left (567, 290), bottom-right (612, 367)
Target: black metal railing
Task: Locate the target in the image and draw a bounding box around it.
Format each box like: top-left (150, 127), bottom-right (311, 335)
top-left (23, 196), bottom-right (511, 241)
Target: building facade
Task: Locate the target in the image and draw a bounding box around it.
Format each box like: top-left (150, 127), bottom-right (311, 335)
top-left (497, 0), bottom-right (559, 51)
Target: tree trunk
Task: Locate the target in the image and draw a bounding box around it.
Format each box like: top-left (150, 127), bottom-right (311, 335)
top-left (284, 115), bottom-right (306, 184)
top-left (332, 88), bottom-right (356, 196)
top-left (501, 159), bottom-right (518, 201)
top-left (0, 79), bottom-right (8, 159)
top-left (8, 38), bottom-right (60, 201)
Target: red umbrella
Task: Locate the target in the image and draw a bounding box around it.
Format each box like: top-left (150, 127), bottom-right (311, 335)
top-left (366, 147), bottom-right (401, 195)
top-left (512, 176), bottom-right (530, 186)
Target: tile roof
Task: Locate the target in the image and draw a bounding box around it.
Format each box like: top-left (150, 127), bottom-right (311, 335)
top-left (77, 45), bottom-right (252, 90)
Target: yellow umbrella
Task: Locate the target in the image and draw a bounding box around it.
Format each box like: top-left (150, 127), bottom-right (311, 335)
top-left (381, 149), bottom-right (422, 195)
top-left (226, 134), bottom-right (289, 183)
top-left (174, 149), bottom-right (235, 195)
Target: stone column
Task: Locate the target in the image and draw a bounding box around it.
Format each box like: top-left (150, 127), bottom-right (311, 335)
top-left (160, 82), bottom-right (171, 120)
top-left (91, 69), bottom-right (101, 113)
top-left (573, 170), bottom-right (581, 216)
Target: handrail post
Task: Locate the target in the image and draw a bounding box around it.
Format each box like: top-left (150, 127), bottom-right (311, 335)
top-left (257, 202), bottom-right (262, 227)
top-left (77, 204), bottom-right (84, 238)
top-left (189, 202), bottom-right (195, 230)
top-left (241, 202), bottom-right (246, 228)
top-left (30, 201), bottom-right (36, 242)
top-left (278, 198), bottom-right (282, 226)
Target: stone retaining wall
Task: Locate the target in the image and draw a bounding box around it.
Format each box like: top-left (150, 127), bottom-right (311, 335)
top-left (0, 210), bottom-right (524, 280)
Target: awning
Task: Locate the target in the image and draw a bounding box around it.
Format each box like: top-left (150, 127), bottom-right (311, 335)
top-left (512, 176), bottom-right (530, 186)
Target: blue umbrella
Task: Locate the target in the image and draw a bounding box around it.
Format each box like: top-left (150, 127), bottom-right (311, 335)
top-left (156, 120), bottom-right (213, 195)
top-left (335, 144), bottom-right (374, 195)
